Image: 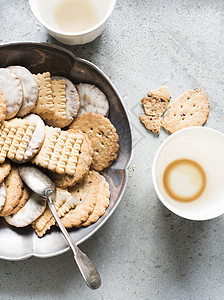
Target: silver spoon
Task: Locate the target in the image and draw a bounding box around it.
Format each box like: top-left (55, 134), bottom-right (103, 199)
top-left (18, 165), bottom-right (101, 290)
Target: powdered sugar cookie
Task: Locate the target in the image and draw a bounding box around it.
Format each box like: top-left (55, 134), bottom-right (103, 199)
top-left (8, 66), bottom-right (38, 117)
top-left (0, 68), bottom-right (23, 119)
top-left (18, 114), bottom-right (45, 162)
top-left (139, 115), bottom-right (161, 134)
top-left (77, 83), bottom-right (109, 116)
top-left (4, 192), bottom-right (46, 227)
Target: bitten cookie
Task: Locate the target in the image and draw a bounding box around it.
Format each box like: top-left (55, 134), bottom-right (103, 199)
top-left (162, 87), bottom-right (210, 134)
top-left (140, 86), bottom-right (171, 134)
top-left (69, 112), bottom-right (119, 171)
top-left (139, 115), bottom-right (161, 134)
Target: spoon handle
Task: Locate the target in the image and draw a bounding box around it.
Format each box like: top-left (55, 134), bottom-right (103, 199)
top-left (47, 194), bottom-right (101, 290)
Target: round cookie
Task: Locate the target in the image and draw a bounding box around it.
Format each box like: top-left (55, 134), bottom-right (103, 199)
top-left (4, 192), bottom-right (46, 227)
top-left (82, 171), bottom-right (110, 227)
top-left (9, 185), bottom-right (30, 215)
top-left (0, 68), bottom-right (23, 119)
top-left (8, 66), bottom-right (38, 117)
top-left (69, 112), bottom-right (119, 171)
top-left (0, 160), bottom-right (11, 184)
top-left (60, 171), bottom-right (97, 228)
top-left (77, 83), bottom-right (109, 116)
top-left (0, 165), bottom-right (23, 216)
top-left (51, 76), bottom-right (80, 124)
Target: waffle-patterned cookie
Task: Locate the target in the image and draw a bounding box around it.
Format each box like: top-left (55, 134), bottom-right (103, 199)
top-left (32, 127), bottom-right (93, 181)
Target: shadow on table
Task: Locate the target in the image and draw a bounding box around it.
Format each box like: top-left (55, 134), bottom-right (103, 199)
top-left (0, 229), bottom-right (103, 297)
top-left (154, 198), bottom-right (216, 281)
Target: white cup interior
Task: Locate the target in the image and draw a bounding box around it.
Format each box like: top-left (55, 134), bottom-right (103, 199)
top-left (29, 0), bottom-right (115, 35)
top-left (153, 127), bottom-right (224, 220)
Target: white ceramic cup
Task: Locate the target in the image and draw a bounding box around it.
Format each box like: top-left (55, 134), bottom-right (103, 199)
top-left (28, 0), bottom-right (116, 45)
top-left (152, 127), bottom-right (224, 221)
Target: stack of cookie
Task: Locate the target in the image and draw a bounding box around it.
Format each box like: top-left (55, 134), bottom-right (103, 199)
top-left (0, 65), bottom-right (119, 237)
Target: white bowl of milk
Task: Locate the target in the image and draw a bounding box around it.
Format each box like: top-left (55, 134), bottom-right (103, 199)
top-left (29, 0), bottom-right (116, 45)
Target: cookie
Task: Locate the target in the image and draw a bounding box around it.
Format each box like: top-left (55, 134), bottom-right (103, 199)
top-left (3, 118), bottom-right (36, 162)
top-left (141, 86), bottom-right (170, 117)
top-left (56, 188), bottom-right (80, 218)
top-left (148, 86), bottom-right (171, 102)
top-left (82, 171), bottom-right (110, 227)
top-left (0, 165), bottom-right (23, 216)
top-left (8, 66), bottom-right (38, 117)
top-left (50, 76), bottom-right (80, 127)
top-left (60, 171), bottom-right (97, 228)
top-left (139, 115), bottom-right (161, 134)
top-left (4, 192), bottom-right (46, 227)
top-left (32, 205), bottom-right (55, 238)
top-left (0, 90), bottom-right (7, 124)
top-left (32, 72), bottom-right (55, 117)
top-left (13, 114), bottom-right (45, 163)
top-left (32, 188), bottom-right (75, 237)
top-left (0, 68), bottom-right (23, 119)
top-left (0, 182), bottom-right (6, 211)
top-left (9, 185), bottom-right (30, 215)
top-left (47, 171), bottom-right (78, 188)
top-left (32, 127), bottom-right (93, 180)
top-left (162, 87), bottom-right (210, 134)
top-left (69, 113), bottom-right (119, 171)
top-left (77, 83), bottom-right (109, 116)
top-left (0, 160), bottom-right (11, 183)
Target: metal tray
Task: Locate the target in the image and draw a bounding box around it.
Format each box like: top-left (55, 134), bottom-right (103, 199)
top-left (0, 42), bottom-right (132, 260)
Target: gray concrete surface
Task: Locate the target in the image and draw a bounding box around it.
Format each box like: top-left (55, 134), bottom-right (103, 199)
top-left (0, 0), bottom-right (224, 299)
